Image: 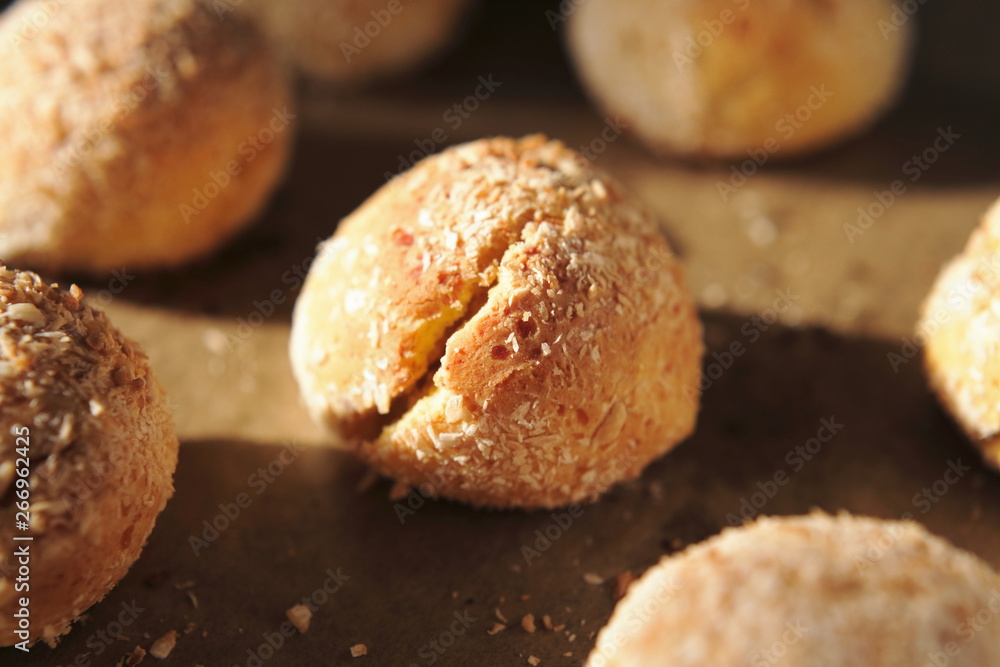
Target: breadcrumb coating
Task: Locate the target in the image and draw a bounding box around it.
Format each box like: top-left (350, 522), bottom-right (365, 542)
top-left (0, 267), bottom-right (177, 646)
top-left (589, 512), bottom-right (1000, 666)
top-left (922, 198), bottom-right (1000, 470)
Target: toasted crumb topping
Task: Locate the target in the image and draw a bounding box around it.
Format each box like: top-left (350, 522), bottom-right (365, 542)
top-left (286, 603), bottom-right (312, 634)
top-left (149, 630), bottom-right (177, 660)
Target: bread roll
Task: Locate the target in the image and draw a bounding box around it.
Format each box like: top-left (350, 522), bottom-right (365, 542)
top-left (0, 0), bottom-right (294, 273)
top-left (567, 0), bottom-right (913, 159)
top-left (588, 513), bottom-right (1000, 666)
top-left (290, 135), bottom-right (703, 509)
top-left (921, 198), bottom-right (1000, 469)
top-left (239, 0), bottom-right (470, 83)
top-left (0, 267), bottom-right (178, 647)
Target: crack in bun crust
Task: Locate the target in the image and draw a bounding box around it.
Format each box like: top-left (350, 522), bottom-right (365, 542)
top-left (290, 135), bottom-right (704, 509)
top-left (0, 267), bottom-right (178, 646)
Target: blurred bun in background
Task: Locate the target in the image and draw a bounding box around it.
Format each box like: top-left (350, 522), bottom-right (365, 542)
top-left (239, 0), bottom-right (472, 83)
top-left (0, 0), bottom-right (294, 274)
top-left (567, 0), bottom-right (914, 160)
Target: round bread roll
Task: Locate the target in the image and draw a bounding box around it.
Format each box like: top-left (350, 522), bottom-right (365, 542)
top-left (566, 0), bottom-right (913, 159)
top-left (0, 0), bottom-right (294, 273)
top-left (290, 135), bottom-right (703, 509)
top-left (0, 268), bottom-right (178, 646)
top-left (239, 0), bottom-right (470, 83)
top-left (588, 513), bottom-right (1000, 667)
top-left (921, 198), bottom-right (1000, 470)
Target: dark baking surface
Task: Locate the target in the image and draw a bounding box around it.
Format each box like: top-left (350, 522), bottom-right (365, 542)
top-left (4, 0), bottom-right (1000, 664)
top-left (10, 314), bottom-right (1000, 666)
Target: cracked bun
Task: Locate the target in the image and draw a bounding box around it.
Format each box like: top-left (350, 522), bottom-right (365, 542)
top-left (922, 198), bottom-right (1000, 470)
top-left (588, 513), bottom-right (1000, 667)
top-left (290, 135), bottom-right (703, 509)
top-left (566, 0), bottom-right (913, 159)
top-left (239, 0), bottom-right (470, 83)
top-left (0, 268), bottom-right (178, 646)
top-left (0, 0), bottom-right (293, 273)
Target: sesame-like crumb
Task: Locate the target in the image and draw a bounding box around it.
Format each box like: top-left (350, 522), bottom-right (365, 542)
top-left (487, 623), bottom-right (506, 636)
top-left (542, 615), bottom-right (553, 630)
top-left (521, 614), bottom-right (536, 633)
top-left (528, 656), bottom-right (541, 666)
top-left (126, 646), bottom-right (146, 666)
top-left (286, 604), bottom-right (312, 634)
top-left (583, 573), bottom-right (603, 585)
top-left (350, 643), bottom-right (368, 657)
top-left (149, 631), bottom-right (177, 659)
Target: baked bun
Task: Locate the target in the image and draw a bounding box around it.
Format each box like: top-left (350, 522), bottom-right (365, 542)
top-left (290, 135), bottom-right (703, 509)
top-left (239, 0), bottom-right (470, 83)
top-left (566, 0), bottom-right (913, 159)
top-left (0, 0), bottom-right (294, 273)
top-left (588, 513), bottom-right (1000, 666)
top-left (0, 268), bottom-right (178, 646)
top-left (921, 198), bottom-right (1000, 469)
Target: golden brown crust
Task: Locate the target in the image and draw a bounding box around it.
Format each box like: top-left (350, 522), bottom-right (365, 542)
top-left (239, 0), bottom-right (470, 82)
top-left (588, 512), bottom-right (1000, 666)
top-left (922, 199), bottom-right (1000, 470)
top-left (0, 0), bottom-right (293, 273)
top-left (290, 135), bottom-right (703, 508)
top-left (567, 0), bottom-right (913, 159)
top-left (0, 268), bottom-right (178, 646)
